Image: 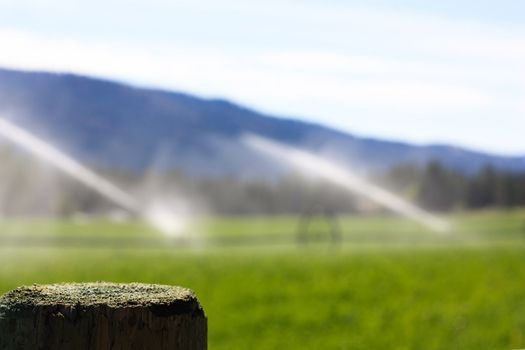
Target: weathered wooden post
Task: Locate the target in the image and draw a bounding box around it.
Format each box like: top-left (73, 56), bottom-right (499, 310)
top-left (0, 282), bottom-right (207, 349)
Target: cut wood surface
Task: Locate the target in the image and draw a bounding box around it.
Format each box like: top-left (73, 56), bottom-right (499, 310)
top-left (0, 282), bottom-right (207, 350)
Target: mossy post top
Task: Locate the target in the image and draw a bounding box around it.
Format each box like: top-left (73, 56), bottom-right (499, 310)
top-left (0, 283), bottom-right (207, 350)
top-left (0, 282), bottom-right (203, 315)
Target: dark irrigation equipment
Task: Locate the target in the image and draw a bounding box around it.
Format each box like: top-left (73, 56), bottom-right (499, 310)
top-left (296, 204), bottom-right (342, 245)
top-left (0, 282), bottom-right (207, 350)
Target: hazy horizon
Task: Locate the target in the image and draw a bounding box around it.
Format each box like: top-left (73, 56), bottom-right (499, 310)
top-left (2, 65), bottom-right (523, 159)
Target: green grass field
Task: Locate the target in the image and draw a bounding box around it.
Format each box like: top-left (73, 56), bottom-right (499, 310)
top-left (1, 210), bottom-right (525, 349)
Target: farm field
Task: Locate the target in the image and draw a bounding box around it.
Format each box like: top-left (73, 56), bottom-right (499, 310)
top-left (1, 210), bottom-right (525, 349)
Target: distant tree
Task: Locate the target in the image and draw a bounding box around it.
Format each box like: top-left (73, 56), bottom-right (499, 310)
top-left (417, 161), bottom-right (464, 211)
top-left (467, 166), bottom-right (498, 208)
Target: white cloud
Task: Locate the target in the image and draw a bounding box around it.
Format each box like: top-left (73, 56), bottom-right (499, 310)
top-left (0, 0), bottom-right (524, 154)
top-left (0, 29), bottom-right (501, 108)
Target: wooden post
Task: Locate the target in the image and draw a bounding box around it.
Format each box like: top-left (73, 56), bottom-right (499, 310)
top-left (0, 282), bottom-right (207, 349)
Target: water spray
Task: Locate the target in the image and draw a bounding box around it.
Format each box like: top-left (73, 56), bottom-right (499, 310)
top-left (243, 134), bottom-right (451, 233)
top-left (0, 117), bottom-right (186, 237)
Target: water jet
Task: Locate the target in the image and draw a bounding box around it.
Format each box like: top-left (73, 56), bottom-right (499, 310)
top-left (0, 117), bottom-right (187, 237)
top-left (243, 134), bottom-right (451, 233)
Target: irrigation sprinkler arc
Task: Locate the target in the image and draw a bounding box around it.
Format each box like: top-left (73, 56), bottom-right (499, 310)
top-left (0, 117), bottom-right (184, 236)
top-left (0, 117), bottom-right (141, 213)
top-left (242, 133), bottom-right (451, 234)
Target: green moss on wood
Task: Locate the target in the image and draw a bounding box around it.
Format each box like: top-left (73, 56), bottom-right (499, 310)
top-left (0, 282), bottom-right (202, 318)
top-left (0, 283), bottom-right (207, 350)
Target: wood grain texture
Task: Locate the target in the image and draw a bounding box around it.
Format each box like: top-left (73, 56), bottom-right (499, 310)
top-left (0, 283), bottom-right (207, 350)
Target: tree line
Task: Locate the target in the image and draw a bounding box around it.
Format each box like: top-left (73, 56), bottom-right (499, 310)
top-left (382, 162), bottom-right (525, 212)
top-left (0, 141), bottom-right (523, 216)
top-left (127, 162), bottom-right (525, 215)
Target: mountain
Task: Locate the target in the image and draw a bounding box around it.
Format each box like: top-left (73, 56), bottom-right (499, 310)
top-left (0, 67), bottom-right (523, 176)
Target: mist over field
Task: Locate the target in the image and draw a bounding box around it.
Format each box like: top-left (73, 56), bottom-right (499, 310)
top-left (0, 0), bottom-right (524, 349)
top-left (0, 68), bottom-right (524, 349)
top-left (0, 69), bottom-right (523, 221)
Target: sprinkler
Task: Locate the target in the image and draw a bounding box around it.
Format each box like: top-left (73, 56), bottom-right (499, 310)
top-left (0, 117), bottom-right (187, 237)
top-left (243, 134), bottom-right (451, 234)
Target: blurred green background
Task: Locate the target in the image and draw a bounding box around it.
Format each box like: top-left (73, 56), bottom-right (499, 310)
top-left (2, 210), bottom-right (525, 349)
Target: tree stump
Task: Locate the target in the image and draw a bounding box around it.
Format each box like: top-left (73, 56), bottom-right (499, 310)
top-left (0, 282), bottom-right (207, 349)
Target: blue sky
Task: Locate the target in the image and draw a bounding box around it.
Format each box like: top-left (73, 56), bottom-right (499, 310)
top-left (0, 0), bottom-right (523, 155)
